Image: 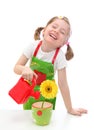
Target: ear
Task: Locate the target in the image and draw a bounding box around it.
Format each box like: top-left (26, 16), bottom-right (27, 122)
top-left (42, 29), bottom-right (45, 37)
top-left (64, 36), bottom-right (69, 45)
top-left (63, 40), bottom-right (68, 45)
top-left (39, 29), bottom-right (44, 39)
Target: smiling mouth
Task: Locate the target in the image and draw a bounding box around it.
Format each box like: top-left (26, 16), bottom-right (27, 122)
top-left (49, 33), bottom-right (57, 40)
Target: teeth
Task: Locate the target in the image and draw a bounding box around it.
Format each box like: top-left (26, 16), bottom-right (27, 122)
top-left (50, 34), bottom-right (57, 40)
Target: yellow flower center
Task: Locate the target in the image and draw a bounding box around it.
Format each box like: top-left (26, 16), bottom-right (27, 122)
top-left (45, 86), bottom-right (52, 93)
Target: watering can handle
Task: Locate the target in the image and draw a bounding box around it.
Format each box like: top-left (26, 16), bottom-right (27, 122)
top-left (31, 76), bottom-right (37, 87)
top-left (23, 76), bottom-right (37, 87)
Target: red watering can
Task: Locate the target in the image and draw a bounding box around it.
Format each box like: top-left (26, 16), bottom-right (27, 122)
top-left (8, 77), bottom-right (40, 104)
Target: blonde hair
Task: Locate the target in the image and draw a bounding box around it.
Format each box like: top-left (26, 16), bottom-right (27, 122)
top-left (34, 16), bottom-right (74, 60)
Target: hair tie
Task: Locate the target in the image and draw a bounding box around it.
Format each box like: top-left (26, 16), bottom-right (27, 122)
top-left (58, 16), bottom-right (63, 19)
top-left (66, 41), bottom-right (70, 46)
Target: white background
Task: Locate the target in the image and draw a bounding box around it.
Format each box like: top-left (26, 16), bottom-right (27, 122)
top-left (0, 0), bottom-right (94, 129)
top-left (0, 0), bottom-right (94, 130)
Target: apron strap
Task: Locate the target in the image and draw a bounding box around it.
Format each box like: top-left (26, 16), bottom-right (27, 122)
top-left (33, 41), bottom-right (42, 57)
top-left (33, 41), bottom-right (60, 64)
top-left (52, 48), bottom-right (60, 64)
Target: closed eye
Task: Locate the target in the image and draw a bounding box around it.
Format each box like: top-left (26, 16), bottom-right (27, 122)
top-left (60, 29), bottom-right (66, 35)
top-left (60, 31), bottom-right (65, 35)
top-left (52, 25), bottom-right (57, 29)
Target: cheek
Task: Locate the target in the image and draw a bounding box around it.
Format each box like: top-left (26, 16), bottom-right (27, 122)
top-left (60, 37), bottom-right (65, 43)
top-left (59, 38), bottom-right (66, 46)
top-left (43, 30), bottom-right (49, 37)
top-left (61, 35), bottom-right (68, 43)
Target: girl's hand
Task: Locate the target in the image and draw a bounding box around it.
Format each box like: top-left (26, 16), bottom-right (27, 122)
top-left (21, 67), bottom-right (37, 81)
top-left (68, 108), bottom-right (88, 116)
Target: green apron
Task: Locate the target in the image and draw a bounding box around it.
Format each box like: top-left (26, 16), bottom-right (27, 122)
top-left (23, 41), bottom-right (60, 110)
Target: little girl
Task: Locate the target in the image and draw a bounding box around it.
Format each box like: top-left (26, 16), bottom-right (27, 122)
top-left (14, 16), bottom-right (87, 116)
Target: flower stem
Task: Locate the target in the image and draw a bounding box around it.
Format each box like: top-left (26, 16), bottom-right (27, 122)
top-left (41, 101), bottom-right (44, 108)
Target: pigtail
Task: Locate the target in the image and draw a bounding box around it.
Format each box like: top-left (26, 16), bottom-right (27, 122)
top-left (34, 27), bottom-right (44, 40)
top-left (65, 45), bottom-right (74, 60)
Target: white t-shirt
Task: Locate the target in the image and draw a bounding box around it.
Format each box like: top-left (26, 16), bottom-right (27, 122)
top-left (23, 40), bottom-right (67, 73)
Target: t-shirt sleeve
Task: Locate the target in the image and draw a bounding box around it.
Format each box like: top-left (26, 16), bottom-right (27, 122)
top-left (55, 49), bottom-right (67, 70)
top-left (23, 42), bottom-right (37, 59)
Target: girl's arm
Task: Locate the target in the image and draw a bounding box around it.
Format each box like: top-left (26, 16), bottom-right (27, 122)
top-left (14, 54), bottom-right (37, 80)
top-left (58, 68), bottom-right (87, 116)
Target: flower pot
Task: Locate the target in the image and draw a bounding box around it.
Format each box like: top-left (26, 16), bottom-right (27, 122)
top-left (32, 101), bottom-right (53, 125)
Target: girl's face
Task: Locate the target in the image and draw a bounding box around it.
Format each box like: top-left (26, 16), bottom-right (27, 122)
top-left (43, 19), bottom-right (70, 49)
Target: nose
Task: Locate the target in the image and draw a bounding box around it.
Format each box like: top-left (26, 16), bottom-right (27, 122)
top-left (54, 28), bottom-right (59, 34)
